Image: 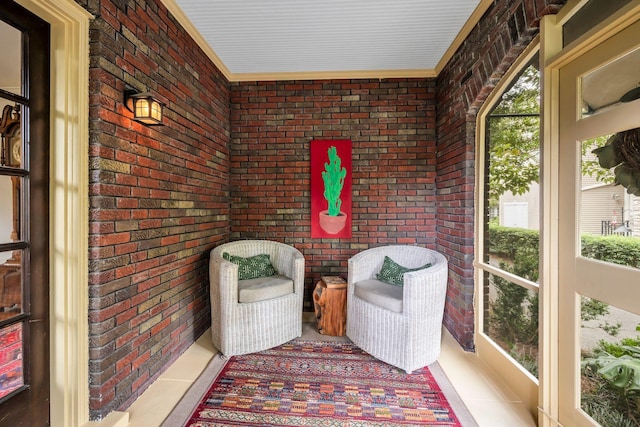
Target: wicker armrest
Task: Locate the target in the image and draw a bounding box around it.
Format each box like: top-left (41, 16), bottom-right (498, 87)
top-left (401, 255), bottom-right (448, 317)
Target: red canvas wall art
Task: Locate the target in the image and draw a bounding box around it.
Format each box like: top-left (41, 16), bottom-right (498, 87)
top-left (311, 140), bottom-right (352, 238)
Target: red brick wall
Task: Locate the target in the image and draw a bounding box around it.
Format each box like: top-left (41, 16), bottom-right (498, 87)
top-left (436, 0), bottom-right (566, 349)
top-left (87, 0), bottom-right (229, 419)
top-left (79, 0), bottom-right (571, 420)
top-left (230, 79), bottom-right (438, 310)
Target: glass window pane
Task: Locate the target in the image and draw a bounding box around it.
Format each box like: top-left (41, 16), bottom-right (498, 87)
top-left (0, 103), bottom-right (22, 169)
top-left (581, 47), bottom-right (640, 118)
top-left (487, 114), bottom-right (541, 231)
top-left (482, 60), bottom-right (541, 379)
top-left (563, 0), bottom-right (633, 47)
top-left (0, 249), bottom-right (22, 319)
top-left (0, 176), bottom-right (20, 245)
top-left (0, 20), bottom-right (22, 96)
top-left (484, 64), bottom-right (541, 273)
top-left (484, 271), bottom-right (539, 378)
top-left (581, 298), bottom-right (640, 425)
top-left (0, 322), bottom-right (24, 399)
top-left (581, 131), bottom-right (640, 269)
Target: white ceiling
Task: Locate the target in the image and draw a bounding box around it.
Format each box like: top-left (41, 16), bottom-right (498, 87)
top-left (166, 0), bottom-right (489, 81)
top-left (2, 1), bottom-right (489, 86)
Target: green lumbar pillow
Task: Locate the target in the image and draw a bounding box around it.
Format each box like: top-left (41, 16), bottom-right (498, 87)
top-left (376, 256), bottom-right (432, 286)
top-left (223, 252), bottom-right (276, 280)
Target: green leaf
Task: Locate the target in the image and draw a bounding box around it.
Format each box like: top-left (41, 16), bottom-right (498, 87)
top-left (599, 356), bottom-right (640, 392)
top-left (583, 353), bottom-right (640, 394)
top-left (592, 144), bottom-right (622, 169)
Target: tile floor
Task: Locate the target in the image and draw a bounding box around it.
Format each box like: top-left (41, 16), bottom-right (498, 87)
top-left (116, 324), bottom-right (536, 427)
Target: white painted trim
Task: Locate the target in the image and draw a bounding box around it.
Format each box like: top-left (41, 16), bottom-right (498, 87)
top-left (481, 263), bottom-right (539, 293)
top-left (539, 13), bottom-right (563, 427)
top-left (475, 334), bottom-right (538, 398)
top-left (230, 68), bottom-right (438, 82)
top-left (547, 1), bottom-right (640, 70)
top-left (473, 38), bottom-right (541, 418)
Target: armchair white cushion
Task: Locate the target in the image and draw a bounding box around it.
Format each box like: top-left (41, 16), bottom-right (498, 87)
top-left (346, 245), bottom-right (448, 373)
top-left (209, 240), bottom-right (305, 356)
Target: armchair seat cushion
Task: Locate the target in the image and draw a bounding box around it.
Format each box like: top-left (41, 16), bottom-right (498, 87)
top-left (354, 279), bottom-right (403, 313)
top-left (238, 274), bottom-right (294, 303)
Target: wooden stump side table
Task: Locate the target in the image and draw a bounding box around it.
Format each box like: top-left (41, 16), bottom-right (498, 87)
top-left (313, 276), bottom-right (347, 336)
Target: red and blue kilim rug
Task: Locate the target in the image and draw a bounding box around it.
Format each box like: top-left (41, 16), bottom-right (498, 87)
top-left (184, 340), bottom-right (465, 426)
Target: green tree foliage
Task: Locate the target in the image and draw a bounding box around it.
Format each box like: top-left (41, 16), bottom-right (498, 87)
top-left (490, 264), bottom-right (539, 348)
top-left (488, 225), bottom-right (540, 370)
top-left (581, 234), bottom-right (640, 269)
top-left (488, 65), bottom-right (540, 203)
top-left (488, 66), bottom-right (614, 203)
top-left (489, 225), bottom-right (640, 282)
top-left (487, 225), bottom-right (640, 368)
top-left (582, 297), bottom-right (612, 322)
top-left (582, 136), bottom-right (616, 184)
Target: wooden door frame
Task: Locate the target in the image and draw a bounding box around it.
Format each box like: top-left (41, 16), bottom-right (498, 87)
top-left (543, 2), bottom-right (640, 425)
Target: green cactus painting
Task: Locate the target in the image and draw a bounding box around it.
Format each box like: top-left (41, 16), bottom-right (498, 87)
top-left (322, 146), bottom-right (347, 216)
top-left (312, 140), bottom-right (351, 237)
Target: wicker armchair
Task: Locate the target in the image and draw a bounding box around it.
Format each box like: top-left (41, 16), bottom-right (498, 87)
top-left (346, 245), bottom-right (448, 373)
top-left (209, 240), bottom-right (305, 356)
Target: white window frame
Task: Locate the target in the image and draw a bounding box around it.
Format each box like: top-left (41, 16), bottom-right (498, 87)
top-left (474, 40), bottom-right (541, 415)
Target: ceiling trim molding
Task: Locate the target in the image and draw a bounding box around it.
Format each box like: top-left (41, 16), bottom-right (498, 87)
top-left (161, 0), bottom-right (487, 82)
top-left (230, 68), bottom-right (438, 82)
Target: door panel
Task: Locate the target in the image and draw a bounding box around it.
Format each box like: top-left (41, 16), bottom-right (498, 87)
top-left (0, 1), bottom-right (50, 426)
top-left (558, 18), bottom-right (640, 426)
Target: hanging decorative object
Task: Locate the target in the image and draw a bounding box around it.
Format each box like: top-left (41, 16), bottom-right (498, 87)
top-left (592, 127), bottom-right (640, 196)
top-left (311, 140), bottom-right (352, 238)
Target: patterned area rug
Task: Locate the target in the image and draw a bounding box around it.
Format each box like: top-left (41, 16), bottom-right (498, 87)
top-left (183, 340), bottom-right (467, 426)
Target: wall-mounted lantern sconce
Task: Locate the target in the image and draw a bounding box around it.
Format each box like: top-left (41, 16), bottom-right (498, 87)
top-left (124, 89), bottom-right (164, 125)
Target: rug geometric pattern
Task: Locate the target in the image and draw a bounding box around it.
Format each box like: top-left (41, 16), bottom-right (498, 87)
top-left (186, 340), bottom-right (462, 426)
